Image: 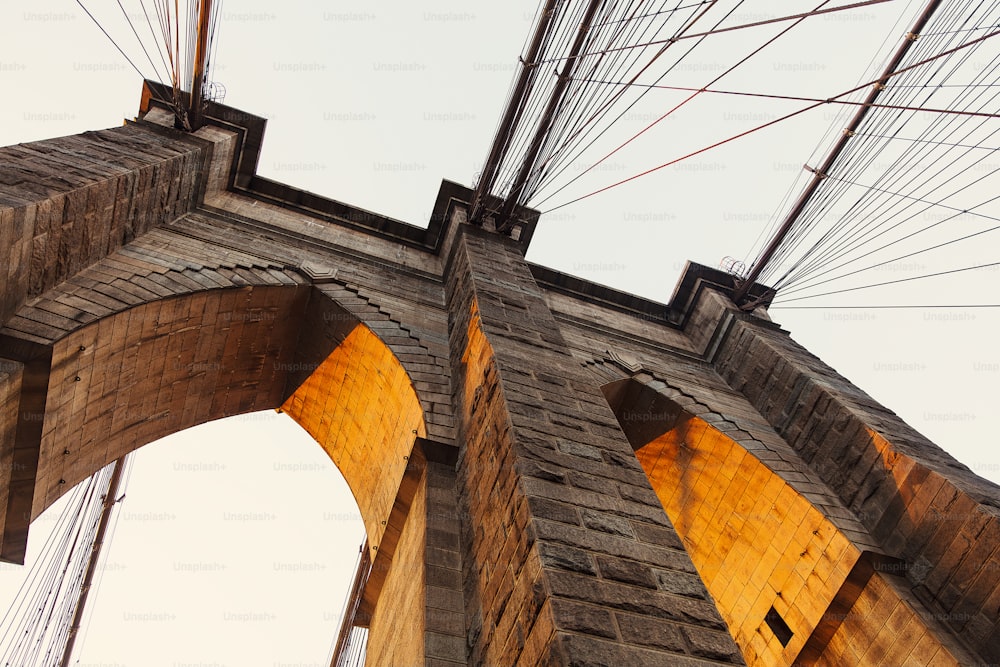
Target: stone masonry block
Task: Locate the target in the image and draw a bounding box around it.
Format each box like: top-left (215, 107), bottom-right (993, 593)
top-left (13, 110), bottom-right (996, 666)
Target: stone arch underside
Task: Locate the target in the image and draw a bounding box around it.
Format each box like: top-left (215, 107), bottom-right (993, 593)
top-left (4, 285), bottom-right (434, 667)
top-left (0, 191), bottom-right (463, 663)
top-left (563, 284), bottom-right (1000, 665)
top-left (1, 271), bottom-right (437, 571)
top-left (603, 376), bottom-right (978, 667)
top-left (2, 209), bottom-right (454, 439)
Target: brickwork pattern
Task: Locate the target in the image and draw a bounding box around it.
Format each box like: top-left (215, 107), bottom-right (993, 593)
top-left (634, 411), bottom-right (860, 665)
top-left (539, 290), bottom-right (696, 356)
top-left (281, 324), bottom-right (426, 557)
top-left (314, 282), bottom-right (454, 445)
top-left (696, 289), bottom-right (1000, 663)
top-left (35, 285), bottom-right (309, 517)
top-left (446, 226), bottom-right (744, 665)
top-left (425, 461), bottom-right (468, 666)
top-left (0, 361), bottom-right (23, 547)
top-left (549, 288), bottom-right (893, 560)
top-left (367, 478), bottom-right (427, 667)
top-left (2, 207), bottom-right (456, 445)
top-left (625, 401), bottom-right (973, 665)
top-left (0, 125), bottom-right (209, 324)
top-left (593, 367), bottom-right (880, 552)
top-left (814, 571), bottom-right (973, 666)
top-left (1, 220), bottom-right (302, 346)
top-left (3, 111), bottom-right (999, 665)
top-left (552, 283), bottom-right (1000, 665)
top-left (448, 290), bottom-right (551, 666)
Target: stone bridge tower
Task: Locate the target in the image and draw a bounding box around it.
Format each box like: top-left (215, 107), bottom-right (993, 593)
top-left (1, 87), bottom-right (999, 666)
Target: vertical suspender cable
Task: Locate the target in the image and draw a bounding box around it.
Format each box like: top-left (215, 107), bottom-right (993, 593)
top-left (188, 0), bottom-right (213, 130)
top-left (58, 457), bottom-right (127, 667)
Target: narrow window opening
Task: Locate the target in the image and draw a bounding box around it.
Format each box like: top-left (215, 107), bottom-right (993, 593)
top-left (765, 606), bottom-right (793, 647)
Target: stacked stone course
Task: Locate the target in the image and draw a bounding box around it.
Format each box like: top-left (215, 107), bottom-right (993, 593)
top-left (2, 97), bottom-right (999, 665)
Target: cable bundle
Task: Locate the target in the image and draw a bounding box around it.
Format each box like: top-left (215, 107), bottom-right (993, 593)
top-left (473, 0), bottom-right (904, 226)
top-left (75, 0), bottom-right (225, 126)
top-left (0, 459), bottom-right (132, 667)
top-left (745, 0), bottom-right (1000, 308)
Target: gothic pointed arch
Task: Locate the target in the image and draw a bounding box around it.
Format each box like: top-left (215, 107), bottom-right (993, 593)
top-left (602, 375), bottom-right (978, 666)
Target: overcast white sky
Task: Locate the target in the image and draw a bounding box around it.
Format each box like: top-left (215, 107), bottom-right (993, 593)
top-left (1, 1), bottom-right (998, 665)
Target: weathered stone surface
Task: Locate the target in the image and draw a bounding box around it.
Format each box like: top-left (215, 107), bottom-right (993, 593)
top-left (1, 100), bottom-right (998, 666)
top-left (596, 554), bottom-right (658, 589)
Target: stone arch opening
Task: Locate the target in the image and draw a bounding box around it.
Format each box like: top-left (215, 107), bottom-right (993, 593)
top-left (602, 376), bottom-right (975, 667)
top-left (0, 409), bottom-right (366, 664)
top-left (6, 284), bottom-right (427, 555)
top-left (2, 282), bottom-right (436, 658)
